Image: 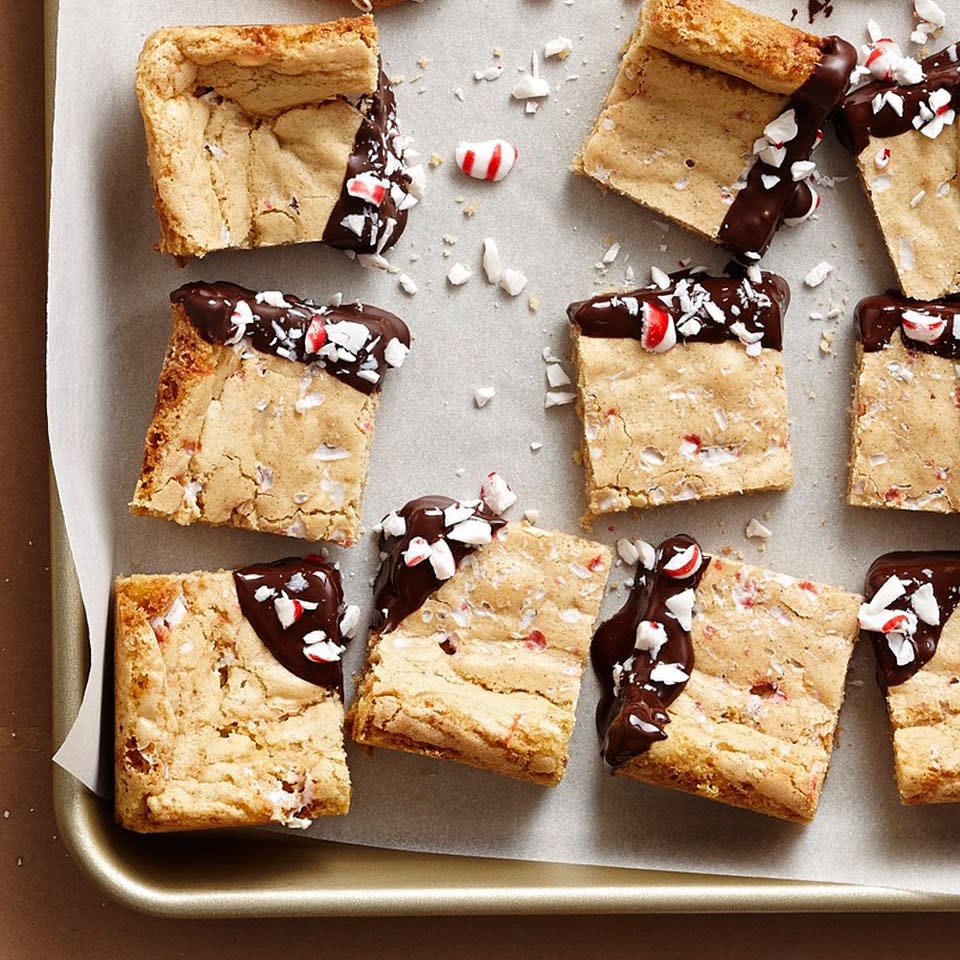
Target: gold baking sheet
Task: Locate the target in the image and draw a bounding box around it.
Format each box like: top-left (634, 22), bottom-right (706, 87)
top-left (45, 0), bottom-right (960, 914)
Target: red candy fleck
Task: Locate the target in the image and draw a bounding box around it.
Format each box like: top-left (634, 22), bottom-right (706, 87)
top-left (524, 630), bottom-right (547, 651)
top-left (884, 488), bottom-right (902, 502)
top-left (305, 316), bottom-right (327, 353)
top-left (588, 555), bottom-right (604, 571)
top-left (683, 433), bottom-right (702, 449)
top-left (881, 613), bottom-right (910, 633)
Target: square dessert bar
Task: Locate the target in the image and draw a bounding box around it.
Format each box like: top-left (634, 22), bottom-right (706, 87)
top-left (575, 0), bottom-right (855, 262)
top-left (115, 557), bottom-right (356, 832)
top-left (859, 552), bottom-right (960, 804)
top-left (349, 492), bottom-right (612, 786)
top-left (136, 17), bottom-right (422, 260)
top-left (131, 282), bottom-right (410, 545)
top-left (848, 293), bottom-right (960, 513)
top-left (836, 42), bottom-right (960, 299)
top-left (593, 536), bottom-right (861, 822)
top-left (568, 269), bottom-right (793, 524)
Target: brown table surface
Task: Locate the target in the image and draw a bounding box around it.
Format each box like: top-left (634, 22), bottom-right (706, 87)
top-left (7, 1), bottom-right (960, 954)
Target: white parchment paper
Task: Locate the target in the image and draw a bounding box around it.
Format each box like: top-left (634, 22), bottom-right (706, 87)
top-left (48, 0), bottom-right (960, 895)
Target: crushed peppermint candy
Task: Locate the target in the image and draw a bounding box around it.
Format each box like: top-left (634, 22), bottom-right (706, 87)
top-left (447, 262), bottom-right (473, 286)
top-left (745, 518), bottom-right (773, 540)
top-left (804, 261), bottom-right (834, 288)
top-left (474, 385), bottom-right (496, 408)
top-left (482, 237), bottom-right (502, 283)
top-left (544, 36), bottom-right (573, 59)
top-left (500, 268), bottom-right (528, 296)
top-left (512, 52), bottom-right (551, 99)
top-left (480, 471), bottom-right (517, 515)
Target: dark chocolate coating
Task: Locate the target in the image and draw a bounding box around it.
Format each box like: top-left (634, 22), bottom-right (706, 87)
top-left (568, 269), bottom-right (788, 350)
top-left (862, 552), bottom-right (960, 688)
top-left (372, 495), bottom-right (506, 634)
top-left (170, 280), bottom-right (409, 395)
top-left (234, 556), bottom-right (349, 695)
top-left (322, 69), bottom-right (411, 255)
top-left (856, 291), bottom-right (960, 358)
top-left (591, 535), bottom-right (708, 766)
top-left (836, 44), bottom-right (960, 156)
top-left (719, 36), bottom-right (856, 261)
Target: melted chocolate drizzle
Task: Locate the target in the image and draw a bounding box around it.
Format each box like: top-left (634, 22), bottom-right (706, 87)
top-left (856, 291), bottom-right (960, 358)
top-left (322, 69), bottom-right (413, 256)
top-left (719, 36), bottom-right (856, 261)
top-left (568, 269), bottom-right (788, 350)
top-left (836, 44), bottom-right (960, 156)
top-left (372, 495), bottom-right (507, 634)
top-left (861, 552), bottom-right (960, 687)
top-left (171, 281), bottom-right (410, 395)
top-left (591, 535), bottom-right (708, 767)
top-left (234, 556), bottom-right (350, 695)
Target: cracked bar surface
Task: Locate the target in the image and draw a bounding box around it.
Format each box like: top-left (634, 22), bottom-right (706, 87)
top-left (131, 283), bottom-right (409, 544)
top-left (135, 17), bottom-right (417, 259)
top-left (594, 549), bottom-right (860, 822)
top-left (350, 509), bottom-right (611, 786)
top-left (574, 0), bottom-right (853, 262)
top-left (569, 270), bottom-right (792, 525)
top-left (859, 552), bottom-right (960, 804)
top-left (848, 293), bottom-right (960, 513)
top-left (115, 563), bottom-right (351, 832)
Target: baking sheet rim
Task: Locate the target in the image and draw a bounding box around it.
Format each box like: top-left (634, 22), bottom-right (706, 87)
top-left (43, 0), bottom-right (960, 916)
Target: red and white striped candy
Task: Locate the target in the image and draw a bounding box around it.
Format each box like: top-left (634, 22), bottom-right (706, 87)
top-left (305, 315), bottom-right (327, 353)
top-left (901, 309), bottom-right (946, 344)
top-left (640, 301), bottom-right (676, 353)
top-left (455, 139), bottom-right (518, 182)
top-left (662, 543), bottom-right (703, 579)
top-left (346, 172), bottom-right (390, 206)
top-left (274, 596), bottom-right (303, 629)
top-left (865, 39), bottom-right (901, 82)
top-left (403, 536), bottom-right (433, 567)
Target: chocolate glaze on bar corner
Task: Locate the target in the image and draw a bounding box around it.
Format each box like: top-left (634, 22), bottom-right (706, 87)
top-left (323, 69), bottom-right (413, 256)
top-left (592, 535), bottom-right (708, 768)
top-left (372, 496), bottom-right (506, 634)
top-left (567, 268), bottom-right (788, 350)
top-left (856, 291), bottom-right (960, 359)
top-left (862, 552), bottom-right (960, 688)
top-left (233, 556), bottom-right (349, 695)
top-left (170, 280), bottom-right (410, 395)
top-left (718, 35), bottom-right (857, 262)
top-left (836, 43), bottom-right (960, 156)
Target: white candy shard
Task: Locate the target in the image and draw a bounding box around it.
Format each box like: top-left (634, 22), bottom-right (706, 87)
top-left (745, 518), bottom-right (773, 540)
top-left (545, 390), bottom-right (576, 407)
top-left (790, 160), bottom-right (816, 181)
top-left (635, 620), bottom-right (668, 660)
top-left (274, 595), bottom-right (299, 629)
top-left (617, 538), bottom-right (640, 566)
top-left (474, 385), bottom-right (496, 408)
top-left (544, 36), bottom-right (573, 59)
top-left (447, 517), bottom-right (493, 544)
top-left (650, 662), bottom-right (689, 685)
top-left (763, 109), bottom-right (798, 146)
top-left (303, 638), bottom-right (346, 663)
top-left (403, 536), bottom-right (433, 567)
top-left (512, 74), bottom-right (551, 99)
top-left (313, 444), bottom-right (350, 461)
top-left (637, 540), bottom-right (657, 571)
top-left (398, 273), bottom-right (418, 296)
top-left (911, 582), bottom-right (941, 625)
top-left (500, 268), bottom-right (528, 296)
top-left (546, 364), bottom-right (571, 387)
top-left (482, 237), bottom-right (502, 283)
top-left (339, 604), bottom-right (361, 639)
top-left (480, 471), bottom-right (517, 515)
top-left (384, 337), bottom-right (409, 368)
top-left (665, 588), bottom-right (696, 631)
top-left (381, 511), bottom-right (407, 538)
top-left (455, 139), bottom-right (518, 182)
top-left (447, 262), bottom-right (473, 286)
top-left (887, 631), bottom-right (916, 666)
top-left (428, 537), bottom-right (457, 580)
top-left (804, 261), bottom-right (834, 288)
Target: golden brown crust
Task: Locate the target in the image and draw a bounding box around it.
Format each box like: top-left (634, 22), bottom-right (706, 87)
top-left (616, 557), bottom-right (861, 822)
top-left (848, 339), bottom-right (960, 513)
top-left (135, 18), bottom-right (378, 257)
top-left (349, 524), bottom-right (612, 786)
top-left (115, 570), bottom-right (351, 832)
top-left (640, 0), bottom-right (824, 95)
top-left (130, 302), bottom-right (379, 545)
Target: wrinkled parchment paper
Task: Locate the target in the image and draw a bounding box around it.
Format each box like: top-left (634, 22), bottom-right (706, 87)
top-left (48, 0), bottom-right (960, 894)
